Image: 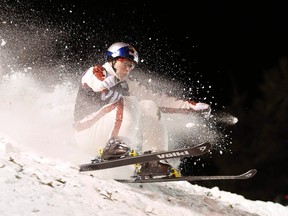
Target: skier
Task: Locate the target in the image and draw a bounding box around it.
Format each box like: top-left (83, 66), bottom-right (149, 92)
top-left (73, 42), bottom-right (211, 177)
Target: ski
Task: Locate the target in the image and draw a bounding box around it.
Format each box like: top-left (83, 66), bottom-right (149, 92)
top-left (115, 169), bottom-right (257, 183)
top-left (79, 142), bottom-right (212, 172)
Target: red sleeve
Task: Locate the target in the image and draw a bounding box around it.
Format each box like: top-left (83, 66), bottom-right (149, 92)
top-left (92, 65), bottom-right (105, 81)
top-left (188, 101), bottom-right (197, 106)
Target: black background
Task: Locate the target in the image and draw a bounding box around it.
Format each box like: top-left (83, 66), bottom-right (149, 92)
top-left (3, 0), bottom-right (287, 106)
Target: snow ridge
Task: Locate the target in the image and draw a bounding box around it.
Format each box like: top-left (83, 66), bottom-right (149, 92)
top-left (1, 139), bottom-right (287, 216)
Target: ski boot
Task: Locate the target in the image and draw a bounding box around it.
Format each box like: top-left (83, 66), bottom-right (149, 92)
top-left (134, 151), bottom-right (181, 179)
top-left (100, 137), bottom-right (132, 160)
top-left (91, 137), bottom-right (138, 163)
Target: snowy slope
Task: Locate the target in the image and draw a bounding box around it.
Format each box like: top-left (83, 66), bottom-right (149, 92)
top-left (1, 135), bottom-right (288, 216)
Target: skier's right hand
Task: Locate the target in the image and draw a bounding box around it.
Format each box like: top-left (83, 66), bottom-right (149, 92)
top-left (102, 76), bottom-right (120, 90)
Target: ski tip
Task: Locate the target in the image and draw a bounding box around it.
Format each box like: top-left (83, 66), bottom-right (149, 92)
top-left (196, 142), bottom-right (212, 153)
top-left (205, 142), bottom-right (212, 148)
top-left (198, 141), bottom-right (212, 146)
top-left (244, 169), bottom-right (257, 178)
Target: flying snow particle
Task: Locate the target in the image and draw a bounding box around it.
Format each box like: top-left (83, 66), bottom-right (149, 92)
top-left (232, 117), bottom-right (238, 124)
top-left (1, 39), bottom-right (6, 46)
top-left (185, 122), bottom-right (195, 128)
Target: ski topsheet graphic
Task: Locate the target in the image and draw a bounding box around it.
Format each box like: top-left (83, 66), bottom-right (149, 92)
top-left (79, 142), bottom-right (212, 172)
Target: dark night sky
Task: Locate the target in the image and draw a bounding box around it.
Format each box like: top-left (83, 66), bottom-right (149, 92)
top-left (3, 0), bottom-right (288, 107)
top-left (100, 1), bottom-right (286, 110)
top-left (57, 0), bottom-right (288, 105)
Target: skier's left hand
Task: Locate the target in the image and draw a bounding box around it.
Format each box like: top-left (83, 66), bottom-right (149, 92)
top-left (190, 102), bottom-right (212, 119)
top-left (202, 105), bottom-right (212, 119)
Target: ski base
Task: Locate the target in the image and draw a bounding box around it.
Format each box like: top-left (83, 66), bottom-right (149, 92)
top-left (79, 142), bottom-right (212, 172)
top-left (115, 169), bottom-right (257, 183)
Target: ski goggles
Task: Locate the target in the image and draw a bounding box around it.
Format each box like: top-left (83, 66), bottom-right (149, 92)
top-left (117, 57), bottom-right (136, 70)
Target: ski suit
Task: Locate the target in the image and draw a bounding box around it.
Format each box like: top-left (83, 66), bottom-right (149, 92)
top-left (73, 62), bottom-right (210, 156)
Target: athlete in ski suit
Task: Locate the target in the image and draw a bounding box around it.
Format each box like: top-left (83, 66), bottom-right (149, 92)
top-left (73, 42), bottom-right (211, 176)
